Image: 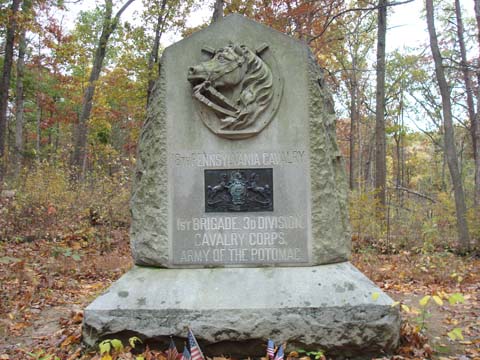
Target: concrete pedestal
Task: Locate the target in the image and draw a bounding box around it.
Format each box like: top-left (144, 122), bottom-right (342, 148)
top-left (83, 262), bottom-right (400, 358)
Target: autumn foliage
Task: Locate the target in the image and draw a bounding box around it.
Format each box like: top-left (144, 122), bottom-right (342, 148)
top-left (1, 0), bottom-right (480, 359)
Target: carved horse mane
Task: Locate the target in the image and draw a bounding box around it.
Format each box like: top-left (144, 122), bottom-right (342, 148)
top-left (234, 45), bottom-right (273, 130)
top-left (188, 43), bottom-right (273, 131)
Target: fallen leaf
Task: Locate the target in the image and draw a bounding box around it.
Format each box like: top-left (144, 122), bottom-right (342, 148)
top-left (433, 295), bottom-right (443, 306)
top-left (71, 311), bottom-right (83, 324)
top-left (419, 295), bottom-right (431, 307)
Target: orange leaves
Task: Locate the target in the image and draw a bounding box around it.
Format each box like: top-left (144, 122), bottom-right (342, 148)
top-left (353, 251), bottom-right (480, 358)
top-left (47, 204), bottom-right (57, 216)
top-left (71, 310), bottom-right (83, 324)
top-left (0, 202), bottom-right (132, 357)
top-left (397, 321), bottom-right (430, 357)
top-left (66, 348), bottom-right (83, 360)
top-left (61, 333), bottom-right (81, 348)
top-left (9, 321), bottom-right (30, 334)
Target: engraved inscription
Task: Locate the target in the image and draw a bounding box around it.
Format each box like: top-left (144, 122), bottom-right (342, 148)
top-left (172, 150), bottom-right (306, 167)
top-left (174, 215), bottom-right (307, 265)
top-left (170, 149), bottom-right (310, 266)
top-left (205, 169), bottom-right (273, 212)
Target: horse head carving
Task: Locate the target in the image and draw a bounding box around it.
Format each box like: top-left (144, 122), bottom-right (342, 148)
top-left (187, 43), bottom-right (277, 137)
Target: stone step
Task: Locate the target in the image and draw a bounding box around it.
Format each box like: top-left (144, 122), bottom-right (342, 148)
top-left (83, 262), bottom-right (400, 358)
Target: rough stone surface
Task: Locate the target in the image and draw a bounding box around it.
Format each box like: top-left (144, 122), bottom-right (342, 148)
top-left (98, 13), bottom-right (400, 358)
top-left (308, 51), bottom-right (351, 264)
top-left (130, 66), bottom-right (169, 267)
top-left (83, 262), bottom-right (400, 357)
top-left (130, 14), bottom-right (350, 268)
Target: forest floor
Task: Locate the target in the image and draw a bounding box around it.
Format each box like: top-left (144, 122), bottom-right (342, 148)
top-left (0, 226), bottom-right (479, 360)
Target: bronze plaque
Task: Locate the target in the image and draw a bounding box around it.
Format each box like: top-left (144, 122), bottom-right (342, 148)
top-left (205, 168), bottom-right (273, 212)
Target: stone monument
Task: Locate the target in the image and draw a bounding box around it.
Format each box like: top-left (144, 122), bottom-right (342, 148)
top-left (83, 14), bottom-right (400, 358)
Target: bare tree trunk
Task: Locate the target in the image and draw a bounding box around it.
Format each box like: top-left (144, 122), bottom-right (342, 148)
top-left (400, 91), bottom-right (405, 188)
top-left (455, 0), bottom-right (476, 128)
top-left (14, 24), bottom-right (27, 177)
top-left (35, 37), bottom-right (42, 159)
top-left (358, 96), bottom-right (363, 189)
top-left (147, 0), bottom-right (168, 106)
top-left (349, 73), bottom-right (357, 190)
top-left (36, 97), bottom-right (41, 156)
top-left (476, 82), bottom-right (480, 207)
top-left (456, 0), bottom-right (480, 215)
top-left (473, 0), bottom-right (480, 209)
top-left (211, 0), bottom-right (224, 24)
top-left (395, 135), bottom-right (400, 186)
top-left (0, 0), bottom-right (21, 182)
top-left (394, 90), bottom-right (404, 192)
top-left (400, 91), bottom-right (406, 206)
top-left (426, 0), bottom-right (471, 252)
top-left (72, 0), bottom-right (135, 175)
top-left (442, 148), bottom-right (447, 191)
top-left (375, 0), bottom-right (387, 213)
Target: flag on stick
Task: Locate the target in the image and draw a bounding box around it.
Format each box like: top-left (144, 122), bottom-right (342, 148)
top-left (188, 328), bottom-right (205, 360)
top-left (273, 345), bottom-right (284, 360)
top-left (266, 339), bottom-right (275, 359)
top-left (167, 337), bottom-right (179, 360)
top-left (181, 345), bottom-right (191, 360)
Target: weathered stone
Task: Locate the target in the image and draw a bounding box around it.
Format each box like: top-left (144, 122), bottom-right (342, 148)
top-left (130, 14), bottom-right (350, 268)
top-left (83, 262), bottom-right (400, 358)
top-left (84, 14), bottom-right (400, 357)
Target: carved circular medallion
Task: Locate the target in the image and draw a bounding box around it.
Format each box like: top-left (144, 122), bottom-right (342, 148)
top-left (187, 43), bottom-right (283, 140)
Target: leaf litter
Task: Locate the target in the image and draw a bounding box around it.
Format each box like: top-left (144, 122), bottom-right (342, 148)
top-left (1, 232), bottom-right (479, 359)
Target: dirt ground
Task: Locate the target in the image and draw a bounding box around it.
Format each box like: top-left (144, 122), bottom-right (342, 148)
top-left (0, 233), bottom-right (479, 359)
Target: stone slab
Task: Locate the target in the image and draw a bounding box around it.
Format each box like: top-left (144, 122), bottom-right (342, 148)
top-left (83, 262), bottom-right (400, 357)
top-left (131, 14), bottom-right (350, 268)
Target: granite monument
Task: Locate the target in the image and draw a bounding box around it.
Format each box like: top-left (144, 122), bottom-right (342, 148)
top-left (83, 14), bottom-right (400, 358)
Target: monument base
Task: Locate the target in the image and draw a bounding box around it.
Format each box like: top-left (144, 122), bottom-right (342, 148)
top-left (83, 262), bottom-right (400, 358)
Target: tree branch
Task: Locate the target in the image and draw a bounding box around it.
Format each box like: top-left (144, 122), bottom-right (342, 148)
top-left (114, 0), bottom-right (136, 22)
top-left (389, 185), bottom-right (436, 202)
top-left (308, 0), bottom-right (415, 44)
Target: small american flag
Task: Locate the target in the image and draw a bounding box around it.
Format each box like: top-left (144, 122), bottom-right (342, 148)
top-left (167, 337), bottom-right (179, 360)
top-left (273, 345), bottom-right (284, 360)
top-left (188, 329), bottom-right (205, 360)
top-left (266, 339), bottom-right (275, 359)
top-left (181, 346), bottom-right (191, 360)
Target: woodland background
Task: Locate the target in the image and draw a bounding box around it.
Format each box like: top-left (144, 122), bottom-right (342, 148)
top-left (0, 0), bottom-right (479, 359)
